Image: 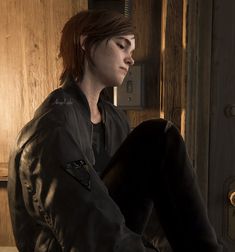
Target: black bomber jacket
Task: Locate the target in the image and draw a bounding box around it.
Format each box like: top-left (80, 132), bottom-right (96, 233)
top-left (8, 80), bottom-right (156, 252)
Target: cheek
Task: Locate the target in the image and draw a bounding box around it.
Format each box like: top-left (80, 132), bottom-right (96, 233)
top-left (93, 44), bottom-right (121, 73)
top-left (97, 53), bottom-right (113, 69)
top-left (105, 45), bottom-right (121, 62)
top-left (104, 50), bottom-right (117, 63)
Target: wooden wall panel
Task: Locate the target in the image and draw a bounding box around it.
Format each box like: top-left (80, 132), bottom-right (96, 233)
top-left (131, 0), bottom-right (154, 61)
top-left (127, 0), bottom-right (162, 128)
top-left (160, 0), bottom-right (185, 131)
top-left (160, 0), bottom-right (213, 204)
top-left (0, 183), bottom-right (15, 246)
top-left (185, 0), bottom-right (214, 201)
top-left (0, 0), bottom-right (87, 246)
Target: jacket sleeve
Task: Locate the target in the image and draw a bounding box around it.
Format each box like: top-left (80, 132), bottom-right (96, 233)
top-left (19, 125), bottom-right (155, 252)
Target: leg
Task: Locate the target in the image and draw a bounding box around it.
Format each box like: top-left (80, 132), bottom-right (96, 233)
top-left (102, 119), bottom-right (222, 252)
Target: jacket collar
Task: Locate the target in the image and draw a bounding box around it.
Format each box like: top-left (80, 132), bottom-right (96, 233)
top-left (61, 77), bottom-right (106, 124)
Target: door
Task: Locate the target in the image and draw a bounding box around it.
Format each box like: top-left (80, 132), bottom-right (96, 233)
top-left (209, 1), bottom-right (235, 251)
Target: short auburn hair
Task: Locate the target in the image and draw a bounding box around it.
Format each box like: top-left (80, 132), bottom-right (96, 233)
top-left (59, 9), bottom-right (135, 84)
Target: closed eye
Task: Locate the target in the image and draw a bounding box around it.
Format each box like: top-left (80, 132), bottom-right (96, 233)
top-left (117, 43), bottom-right (125, 49)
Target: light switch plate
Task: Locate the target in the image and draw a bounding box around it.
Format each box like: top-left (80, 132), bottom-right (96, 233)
top-left (115, 64), bottom-right (144, 109)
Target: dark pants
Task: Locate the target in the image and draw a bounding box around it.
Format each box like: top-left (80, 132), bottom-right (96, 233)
top-left (102, 119), bottom-right (222, 252)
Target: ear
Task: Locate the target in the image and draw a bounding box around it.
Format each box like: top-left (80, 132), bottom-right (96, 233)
top-left (80, 35), bottom-right (87, 50)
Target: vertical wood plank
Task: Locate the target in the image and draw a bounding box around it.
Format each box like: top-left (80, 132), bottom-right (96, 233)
top-left (180, 0), bottom-right (187, 138)
top-left (185, 0), bottom-right (213, 201)
top-left (184, 0), bottom-right (198, 168)
top-left (131, 0), bottom-right (153, 61)
top-left (127, 0), bottom-right (162, 128)
top-left (0, 182), bottom-right (15, 245)
top-left (160, 0), bottom-right (184, 130)
top-left (0, 0), bottom-right (25, 162)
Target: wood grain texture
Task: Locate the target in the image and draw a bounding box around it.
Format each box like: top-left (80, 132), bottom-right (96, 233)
top-left (0, 0), bottom-right (87, 246)
top-left (128, 109), bottom-right (161, 129)
top-left (131, 0), bottom-right (153, 61)
top-left (161, 0), bottom-right (212, 201)
top-left (184, 0), bottom-right (198, 166)
top-left (0, 182), bottom-right (15, 246)
top-left (185, 0), bottom-right (214, 202)
top-left (160, 0), bottom-right (184, 130)
top-left (0, 163), bottom-right (8, 181)
top-left (127, 0), bottom-right (162, 128)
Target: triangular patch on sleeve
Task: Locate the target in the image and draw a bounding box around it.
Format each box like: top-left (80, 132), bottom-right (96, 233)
top-left (63, 160), bottom-right (91, 191)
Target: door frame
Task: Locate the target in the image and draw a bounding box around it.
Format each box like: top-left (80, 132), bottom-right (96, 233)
top-left (186, 0), bottom-right (213, 204)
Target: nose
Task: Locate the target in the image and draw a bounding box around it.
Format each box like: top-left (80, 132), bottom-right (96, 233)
top-left (125, 55), bottom-right (135, 66)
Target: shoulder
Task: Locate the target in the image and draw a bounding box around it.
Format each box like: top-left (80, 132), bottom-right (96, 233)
top-left (34, 88), bottom-right (74, 121)
top-left (16, 88), bottom-right (79, 148)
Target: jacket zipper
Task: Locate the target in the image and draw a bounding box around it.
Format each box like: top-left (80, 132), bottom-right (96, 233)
top-left (90, 122), bottom-right (96, 166)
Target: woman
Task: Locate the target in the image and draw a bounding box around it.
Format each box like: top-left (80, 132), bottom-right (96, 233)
top-left (8, 10), bottom-right (222, 252)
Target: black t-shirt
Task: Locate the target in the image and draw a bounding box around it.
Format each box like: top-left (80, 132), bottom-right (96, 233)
top-left (92, 122), bottom-right (110, 176)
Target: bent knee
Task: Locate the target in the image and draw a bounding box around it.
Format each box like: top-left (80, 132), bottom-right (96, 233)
top-left (134, 118), bottom-right (176, 137)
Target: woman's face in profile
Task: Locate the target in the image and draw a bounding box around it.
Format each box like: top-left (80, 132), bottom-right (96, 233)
top-left (89, 34), bottom-right (135, 88)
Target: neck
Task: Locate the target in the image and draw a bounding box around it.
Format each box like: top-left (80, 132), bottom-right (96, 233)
top-left (77, 75), bottom-right (104, 124)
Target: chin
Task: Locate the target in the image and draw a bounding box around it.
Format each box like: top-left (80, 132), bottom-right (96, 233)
top-left (102, 73), bottom-right (126, 87)
top-left (115, 77), bottom-right (126, 86)
top-left (115, 81), bottom-right (124, 87)
top-left (106, 79), bottom-right (124, 88)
